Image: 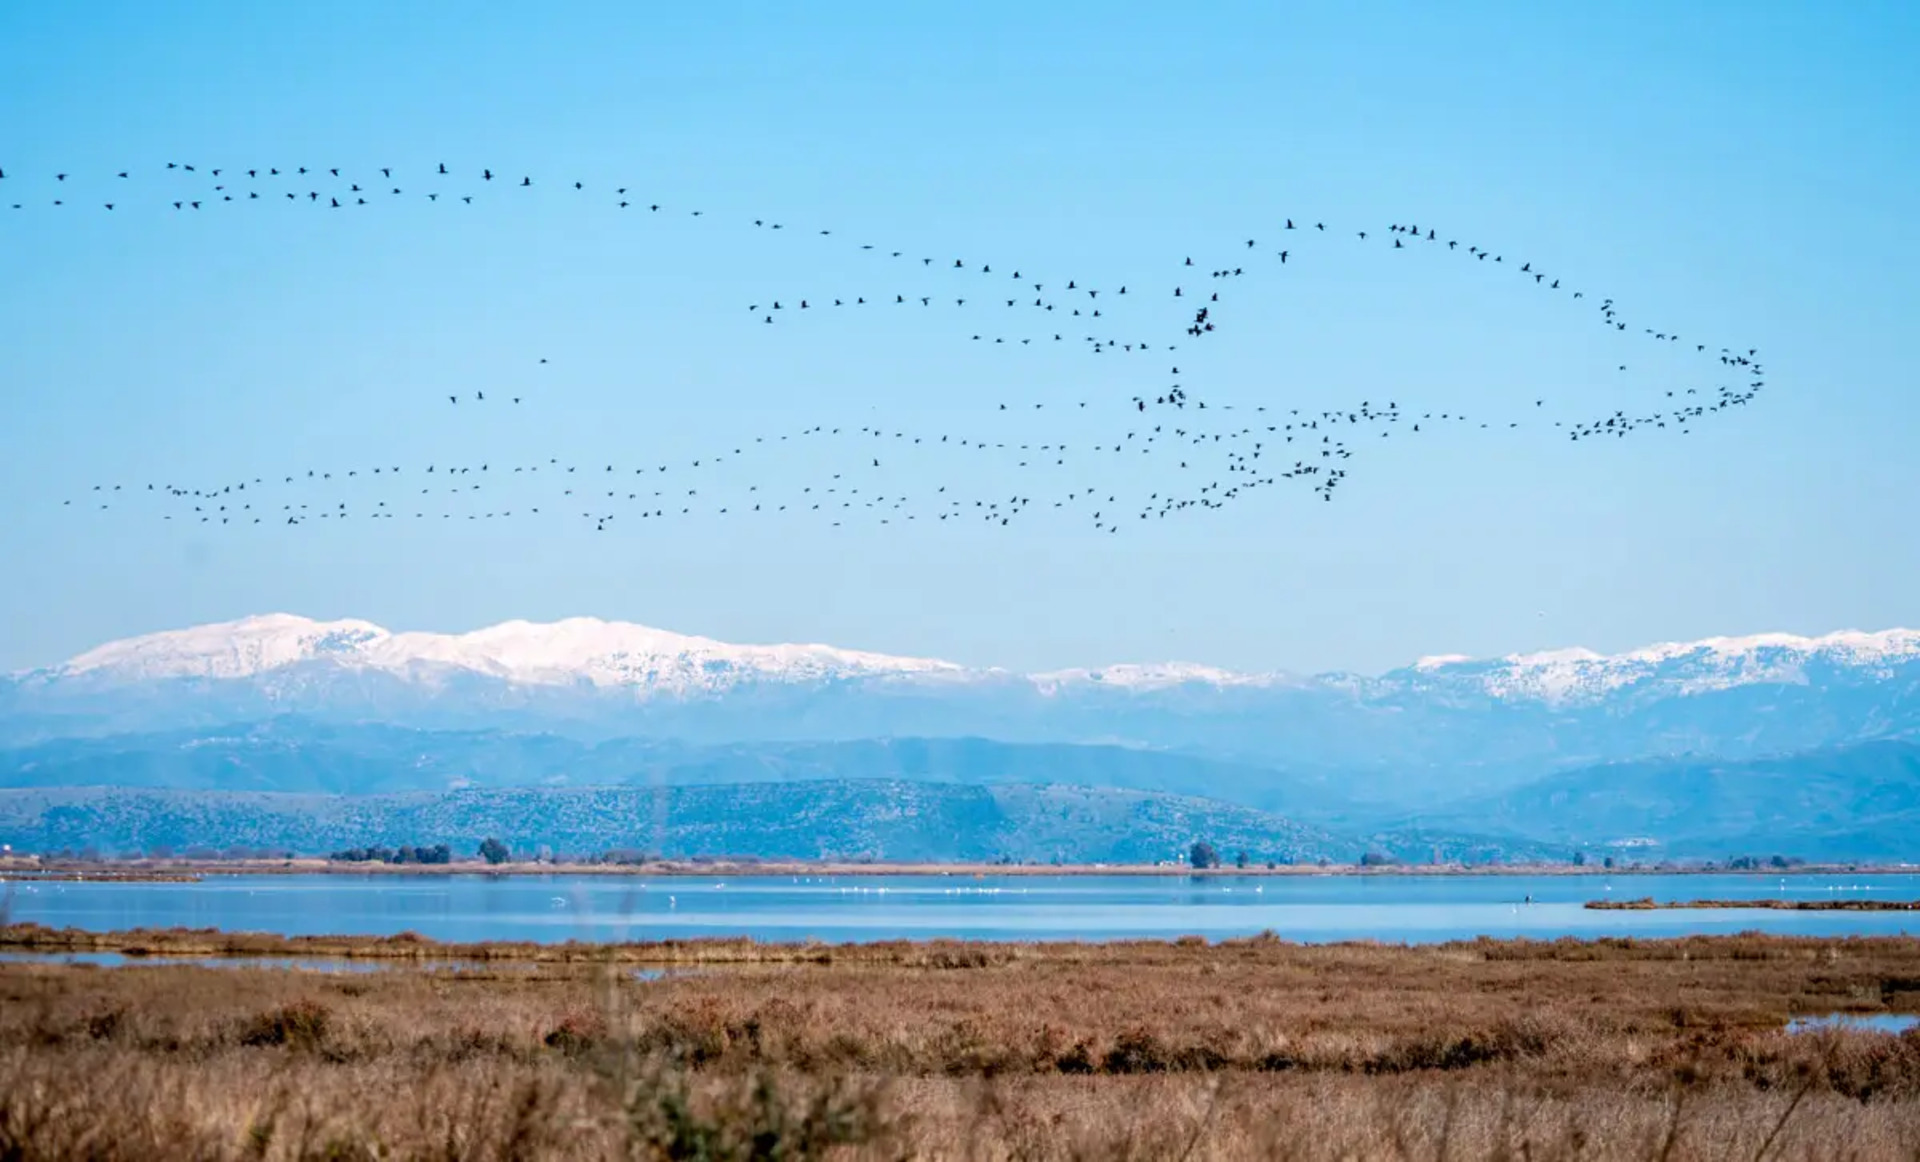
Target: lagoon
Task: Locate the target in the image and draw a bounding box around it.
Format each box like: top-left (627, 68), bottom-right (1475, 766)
top-left (5, 871), bottom-right (1920, 945)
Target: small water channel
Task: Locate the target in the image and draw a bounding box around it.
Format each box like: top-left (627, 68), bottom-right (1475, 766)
top-left (1786, 1013), bottom-right (1920, 1034)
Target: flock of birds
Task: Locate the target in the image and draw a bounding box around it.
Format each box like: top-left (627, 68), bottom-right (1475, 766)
top-left (7, 162), bottom-right (1767, 535)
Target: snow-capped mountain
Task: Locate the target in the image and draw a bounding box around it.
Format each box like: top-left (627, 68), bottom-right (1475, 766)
top-left (48, 613), bottom-right (970, 695)
top-left (11, 616), bottom-right (1920, 859)
top-left (1029, 662), bottom-right (1299, 693)
top-left (28, 613), bottom-right (1920, 706)
top-left (8, 615), bottom-right (1920, 801)
top-left (1395, 629), bottom-right (1920, 705)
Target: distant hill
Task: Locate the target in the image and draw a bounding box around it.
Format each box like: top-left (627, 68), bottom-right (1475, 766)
top-left (0, 781), bottom-right (1525, 865)
top-left (0, 723), bottom-right (1356, 819)
top-left (1411, 739), bottom-right (1920, 861)
top-left (7, 726), bottom-right (1920, 865)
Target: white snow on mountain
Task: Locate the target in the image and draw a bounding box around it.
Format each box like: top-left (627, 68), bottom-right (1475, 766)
top-left (25, 615), bottom-right (1920, 706)
top-left (1029, 662), bottom-right (1288, 694)
top-left (1620, 630), bottom-right (1920, 668)
top-left (57, 614), bottom-right (388, 683)
top-left (1450, 629), bottom-right (1920, 704)
top-left (44, 614), bottom-right (971, 696)
top-left (365, 617), bottom-right (970, 690)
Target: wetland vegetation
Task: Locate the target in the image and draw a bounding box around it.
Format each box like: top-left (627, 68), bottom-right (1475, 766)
top-left (4, 930), bottom-right (1920, 1158)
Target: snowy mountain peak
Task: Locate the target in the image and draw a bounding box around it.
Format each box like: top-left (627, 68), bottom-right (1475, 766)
top-left (1030, 662), bottom-right (1286, 693)
top-left (42, 613), bottom-right (968, 695)
top-left (1618, 629), bottom-right (1920, 667)
top-left (28, 616), bottom-right (1920, 707)
top-left (58, 614), bottom-right (390, 682)
top-left (1415, 628), bottom-right (1920, 704)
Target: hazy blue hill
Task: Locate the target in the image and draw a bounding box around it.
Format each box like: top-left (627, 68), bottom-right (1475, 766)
top-left (1, 720), bottom-right (661, 795)
top-left (0, 781), bottom-right (1447, 865)
top-left (1412, 740), bottom-right (1920, 860)
top-left (10, 723), bottom-right (1920, 861)
top-left (0, 721), bottom-right (1353, 816)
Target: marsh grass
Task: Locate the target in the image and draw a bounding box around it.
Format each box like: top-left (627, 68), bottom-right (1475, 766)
top-left (1591, 898), bottom-right (1920, 912)
top-left (4, 932), bottom-right (1920, 1158)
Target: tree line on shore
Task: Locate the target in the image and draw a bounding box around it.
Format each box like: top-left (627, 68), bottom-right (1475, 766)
top-left (1184, 840), bottom-right (1810, 872)
top-left (13, 838), bottom-right (1817, 871)
top-left (326, 843), bottom-right (455, 865)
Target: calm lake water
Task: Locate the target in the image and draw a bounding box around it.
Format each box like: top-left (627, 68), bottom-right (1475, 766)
top-left (6, 872), bottom-right (1920, 945)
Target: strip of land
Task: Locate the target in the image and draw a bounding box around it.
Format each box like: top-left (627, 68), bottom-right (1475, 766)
top-left (6, 855), bottom-right (1918, 878)
top-left (1589, 897), bottom-right (1920, 911)
top-left (0, 869), bottom-right (203, 883)
top-left (3, 930), bottom-right (1919, 1160)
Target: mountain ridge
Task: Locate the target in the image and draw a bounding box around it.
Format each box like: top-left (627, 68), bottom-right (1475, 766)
top-left (9, 615), bottom-right (1920, 806)
top-left (42, 613), bottom-right (974, 695)
top-left (6, 730), bottom-right (1917, 862)
top-left (1404, 739), bottom-right (1920, 862)
top-left (0, 780), bottom-right (1571, 866)
top-left (0, 723), bottom-right (1356, 818)
top-left (21, 613), bottom-right (1920, 706)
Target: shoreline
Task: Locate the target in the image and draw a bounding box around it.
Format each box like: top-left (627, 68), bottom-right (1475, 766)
top-left (1589, 897), bottom-right (1920, 912)
top-left (6, 856), bottom-right (1917, 880)
top-left (8, 920), bottom-right (1920, 965)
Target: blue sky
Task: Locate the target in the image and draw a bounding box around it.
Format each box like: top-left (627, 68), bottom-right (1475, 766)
top-left (2, 1), bottom-right (1916, 675)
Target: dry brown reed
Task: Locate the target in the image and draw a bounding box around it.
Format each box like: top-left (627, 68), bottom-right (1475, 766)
top-left (3, 932), bottom-right (1920, 1158)
top-left (1590, 897), bottom-right (1920, 911)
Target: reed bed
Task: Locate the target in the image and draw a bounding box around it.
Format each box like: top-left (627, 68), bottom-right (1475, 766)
top-left (1589, 897), bottom-right (1920, 911)
top-left (4, 932), bottom-right (1920, 1158)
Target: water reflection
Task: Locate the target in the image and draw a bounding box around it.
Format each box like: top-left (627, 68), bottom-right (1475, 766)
top-left (3, 872), bottom-right (1918, 945)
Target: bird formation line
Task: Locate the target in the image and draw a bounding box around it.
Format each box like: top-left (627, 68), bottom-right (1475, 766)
top-left (8, 161), bottom-right (1767, 534)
